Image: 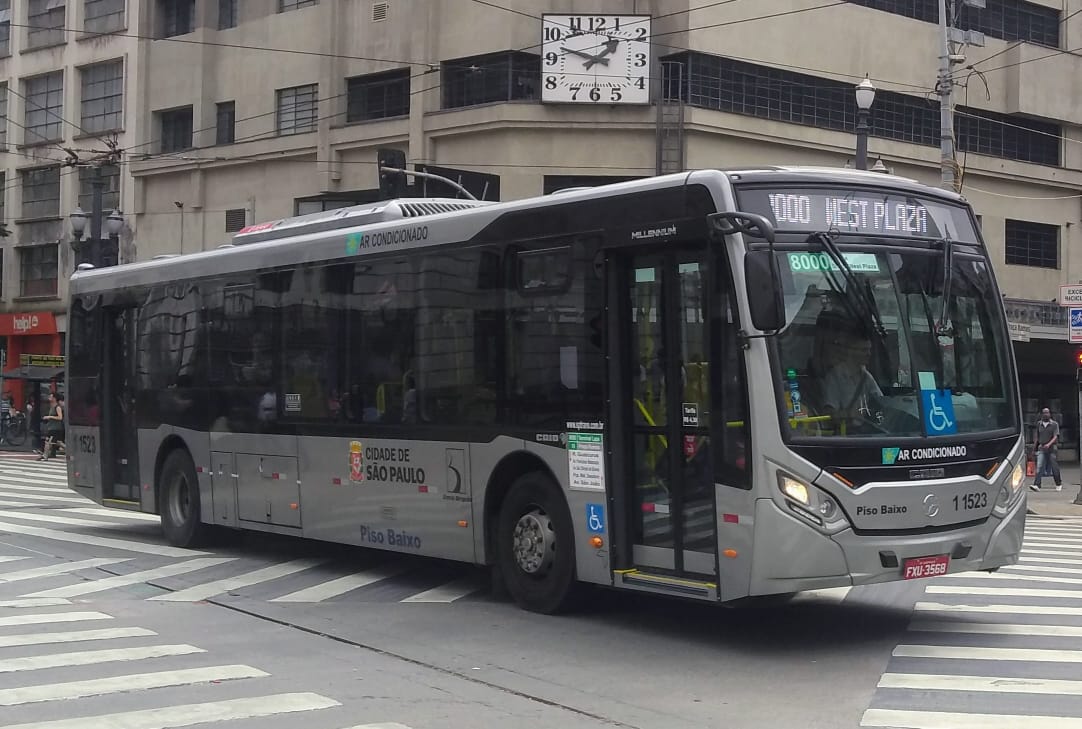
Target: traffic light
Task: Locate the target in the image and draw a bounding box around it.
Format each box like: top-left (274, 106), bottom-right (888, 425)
top-left (377, 148), bottom-right (407, 200)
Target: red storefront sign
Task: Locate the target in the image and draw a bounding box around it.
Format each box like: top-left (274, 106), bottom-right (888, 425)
top-left (0, 313), bottom-right (57, 336)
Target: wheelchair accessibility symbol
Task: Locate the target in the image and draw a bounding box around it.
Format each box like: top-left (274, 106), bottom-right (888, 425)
top-left (920, 389), bottom-right (957, 436)
top-left (586, 503), bottom-right (605, 534)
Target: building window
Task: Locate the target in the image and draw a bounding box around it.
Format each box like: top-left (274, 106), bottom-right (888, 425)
top-left (663, 52), bottom-right (1061, 167)
top-left (78, 164), bottom-right (120, 213)
top-left (27, 0), bottom-right (65, 48)
top-left (225, 208), bottom-right (246, 232)
top-left (0, 85), bottom-right (7, 150)
top-left (441, 51), bottom-right (540, 109)
top-left (84, 0), bottom-right (124, 34)
top-left (23, 72), bottom-right (64, 145)
top-left (159, 0), bottom-right (194, 37)
top-left (216, 101), bottom-right (235, 144)
top-left (21, 167), bottom-right (60, 219)
top-left (218, 0), bottom-right (236, 28)
top-left (346, 69), bottom-right (410, 122)
top-left (279, 0), bottom-right (317, 12)
top-left (844, 0), bottom-right (1059, 47)
top-left (80, 60), bottom-right (123, 133)
top-left (19, 244), bottom-right (58, 297)
top-left (0, 0), bottom-right (11, 56)
top-left (1005, 219), bottom-right (1058, 268)
top-left (159, 107), bottom-right (193, 152)
top-left (276, 84), bottom-right (317, 135)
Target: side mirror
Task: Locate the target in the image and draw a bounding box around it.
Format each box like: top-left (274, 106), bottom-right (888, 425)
top-left (745, 249), bottom-right (786, 332)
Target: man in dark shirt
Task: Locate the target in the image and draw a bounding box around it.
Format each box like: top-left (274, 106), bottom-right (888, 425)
top-left (1031, 407), bottom-right (1063, 491)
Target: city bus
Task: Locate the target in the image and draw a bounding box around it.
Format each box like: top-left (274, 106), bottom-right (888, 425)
top-left (65, 167), bottom-right (1025, 613)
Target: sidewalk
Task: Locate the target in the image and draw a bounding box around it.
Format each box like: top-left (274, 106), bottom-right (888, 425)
top-left (1027, 463), bottom-right (1082, 517)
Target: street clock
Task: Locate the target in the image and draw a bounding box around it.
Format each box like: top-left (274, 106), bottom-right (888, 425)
top-left (540, 14), bottom-right (652, 104)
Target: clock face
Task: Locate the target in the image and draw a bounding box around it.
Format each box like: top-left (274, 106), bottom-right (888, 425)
top-left (541, 14), bottom-right (651, 105)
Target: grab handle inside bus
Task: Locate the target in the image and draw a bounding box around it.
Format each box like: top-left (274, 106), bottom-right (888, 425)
top-left (709, 211), bottom-right (785, 334)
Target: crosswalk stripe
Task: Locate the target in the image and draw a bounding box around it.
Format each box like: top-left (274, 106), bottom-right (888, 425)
top-left (0, 612), bottom-right (111, 627)
top-left (0, 511), bottom-right (140, 528)
top-left (927, 585), bottom-right (1082, 599)
top-left (0, 476), bottom-right (71, 489)
top-left (0, 644), bottom-right (205, 673)
top-left (59, 507), bottom-right (159, 522)
top-left (0, 598), bottom-right (71, 608)
top-left (1004, 565), bottom-right (1082, 576)
top-left (0, 469), bottom-right (69, 481)
top-left (341, 725), bottom-right (415, 729)
top-left (0, 491), bottom-right (93, 505)
top-left (0, 556), bottom-right (28, 563)
top-left (910, 620), bottom-right (1082, 637)
top-left (0, 558), bottom-right (129, 584)
top-left (1024, 538), bottom-right (1082, 547)
top-left (862, 708), bottom-right (1082, 728)
top-left (957, 571), bottom-right (1082, 586)
top-left (150, 559), bottom-right (325, 602)
top-left (22, 557), bottom-right (236, 599)
top-left (894, 644), bottom-right (1082, 662)
top-left (0, 499), bottom-right (45, 507)
top-left (401, 575), bottom-right (484, 603)
top-left (1019, 556), bottom-right (1082, 566)
top-left (269, 564), bottom-right (409, 603)
top-left (0, 519), bottom-right (204, 557)
top-left (0, 692), bottom-right (340, 729)
top-left (1023, 548), bottom-right (1082, 557)
top-left (878, 672), bottom-right (1082, 695)
top-left (915, 602), bottom-right (1082, 616)
top-left (0, 626), bottom-right (156, 648)
top-left (0, 664), bottom-right (269, 706)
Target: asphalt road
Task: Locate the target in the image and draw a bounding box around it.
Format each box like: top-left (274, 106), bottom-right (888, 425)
top-left (1, 455), bottom-right (1080, 729)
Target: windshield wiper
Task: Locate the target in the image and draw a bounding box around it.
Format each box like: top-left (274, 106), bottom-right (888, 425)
top-left (806, 231), bottom-right (887, 338)
top-left (936, 236), bottom-right (955, 337)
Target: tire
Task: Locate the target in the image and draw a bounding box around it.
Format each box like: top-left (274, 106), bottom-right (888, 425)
top-left (495, 472), bottom-right (581, 614)
top-left (159, 449), bottom-right (209, 548)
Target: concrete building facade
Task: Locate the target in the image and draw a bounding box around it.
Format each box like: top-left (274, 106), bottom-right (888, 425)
top-left (0, 0), bottom-right (140, 406)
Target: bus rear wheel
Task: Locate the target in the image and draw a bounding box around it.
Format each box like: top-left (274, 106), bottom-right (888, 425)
top-left (496, 472), bottom-right (580, 614)
top-left (160, 449), bottom-right (209, 548)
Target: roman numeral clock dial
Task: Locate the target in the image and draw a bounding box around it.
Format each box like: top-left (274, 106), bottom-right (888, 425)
top-left (541, 14), bottom-right (652, 104)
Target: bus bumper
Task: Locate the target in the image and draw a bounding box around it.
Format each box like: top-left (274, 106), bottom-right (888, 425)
top-left (747, 493), bottom-right (1025, 595)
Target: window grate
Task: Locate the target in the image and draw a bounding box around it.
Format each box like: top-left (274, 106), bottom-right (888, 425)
top-left (372, 2), bottom-right (388, 21)
top-left (225, 208), bottom-right (246, 232)
top-left (346, 69), bottom-right (409, 122)
top-left (276, 84), bottom-right (318, 135)
top-left (1005, 219), bottom-right (1059, 269)
top-left (662, 51), bottom-right (1061, 167)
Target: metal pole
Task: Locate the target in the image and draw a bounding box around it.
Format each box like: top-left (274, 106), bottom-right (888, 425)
top-left (91, 165), bottom-right (104, 267)
top-left (379, 167), bottom-right (477, 200)
top-left (855, 108), bottom-right (870, 171)
top-left (938, 0), bottom-right (957, 191)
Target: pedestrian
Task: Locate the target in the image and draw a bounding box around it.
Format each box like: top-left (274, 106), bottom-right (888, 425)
top-left (1030, 407), bottom-right (1063, 492)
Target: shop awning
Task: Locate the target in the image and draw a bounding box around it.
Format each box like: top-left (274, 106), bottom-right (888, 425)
top-left (2, 365), bottom-right (65, 381)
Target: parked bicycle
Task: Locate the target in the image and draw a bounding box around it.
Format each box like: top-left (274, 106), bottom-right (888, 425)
top-left (1, 411), bottom-right (28, 447)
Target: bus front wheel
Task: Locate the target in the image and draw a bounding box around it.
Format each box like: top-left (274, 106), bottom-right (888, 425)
top-left (496, 472), bottom-right (580, 614)
top-left (160, 449), bottom-right (209, 548)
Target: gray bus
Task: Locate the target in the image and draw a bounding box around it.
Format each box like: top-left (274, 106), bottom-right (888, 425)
top-left (65, 167), bottom-right (1025, 613)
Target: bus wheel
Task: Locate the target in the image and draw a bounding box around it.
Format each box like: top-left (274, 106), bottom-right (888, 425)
top-left (496, 472), bottom-right (579, 614)
top-left (160, 449), bottom-right (208, 548)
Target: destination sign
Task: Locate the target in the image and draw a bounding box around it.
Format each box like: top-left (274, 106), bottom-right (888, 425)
top-left (736, 188), bottom-right (980, 244)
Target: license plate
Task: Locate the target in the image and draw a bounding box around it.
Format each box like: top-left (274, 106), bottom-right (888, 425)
top-left (903, 555), bottom-right (950, 579)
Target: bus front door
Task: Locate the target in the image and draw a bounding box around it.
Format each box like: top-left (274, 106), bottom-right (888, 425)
top-left (621, 250), bottom-right (716, 578)
top-left (100, 308), bottom-right (140, 502)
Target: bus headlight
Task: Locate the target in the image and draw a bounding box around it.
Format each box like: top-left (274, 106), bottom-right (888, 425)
top-left (996, 483), bottom-right (1011, 509)
top-left (778, 474), bottom-right (810, 505)
top-left (1010, 463), bottom-right (1024, 492)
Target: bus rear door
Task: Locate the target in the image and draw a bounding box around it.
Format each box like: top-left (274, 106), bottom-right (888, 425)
top-left (100, 307), bottom-right (140, 502)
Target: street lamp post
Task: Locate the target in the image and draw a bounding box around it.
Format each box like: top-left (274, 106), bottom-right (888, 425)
top-left (69, 166), bottom-right (123, 267)
top-left (854, 75), bottom-right (877, 171)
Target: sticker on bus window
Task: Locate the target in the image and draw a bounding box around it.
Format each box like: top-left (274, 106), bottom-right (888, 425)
top-left (787, 252), bottom-right (880, 273)
top-left (284, 394), bottom-right (302, 413)
top-left (349, 441), bottom-right (364, 483)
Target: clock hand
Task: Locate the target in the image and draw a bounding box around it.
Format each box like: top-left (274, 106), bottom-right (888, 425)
top-left (560, 46), bottom-right (610, 68)
top-left (597, 38), bottom-right (621, 58)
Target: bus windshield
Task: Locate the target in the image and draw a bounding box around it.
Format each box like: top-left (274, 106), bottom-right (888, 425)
top-left (773, 246), bottom-right (1015, 440)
